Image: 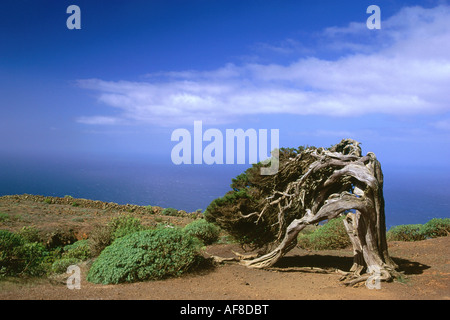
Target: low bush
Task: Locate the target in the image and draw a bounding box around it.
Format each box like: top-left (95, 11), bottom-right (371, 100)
top-left (51, 258), bottom-right (79, 274)
top-left (87, 228), bottom-right (204, 284)
top-left (387, 218), bottom-right (450, 241)
top-left (109, 215), bottom-right (144, 239)
top-left (0, 230), bottom-right (47, 277)
top-left (0, 212), bottom-right (9, 222)
top-left (183, 219), bottom-right (220, 245)
top-left (63, 239), bottom-right (91, 260)
top-left (89, 215), bottom-right (145, 257)
top-left (18, 226), bottom-right (41, 243)
top-left (421, 218), bottom-right (450, 238)
top-left (297, 216), bottom-right (351, 250)
top-left (386, 224), bottom-right (425, 241)
top-left (162, 207), bottom-right (178, 216)
top-left (88, 225), bottom-right (113, 257)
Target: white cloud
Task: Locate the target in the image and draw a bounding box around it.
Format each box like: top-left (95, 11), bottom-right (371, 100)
top-left (77, 5), bottom-right (450, 126)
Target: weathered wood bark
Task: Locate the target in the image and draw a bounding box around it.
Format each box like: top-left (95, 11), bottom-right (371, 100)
top-left (212, 139), bottom-right (400, 286)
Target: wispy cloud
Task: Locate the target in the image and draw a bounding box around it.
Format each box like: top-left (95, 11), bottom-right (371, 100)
top-left (76, 116), bottom-right (124, 125)
top-left (77, 5), bottom-right (450, 126)
top-left (251, 38), bottom-right (313, 56)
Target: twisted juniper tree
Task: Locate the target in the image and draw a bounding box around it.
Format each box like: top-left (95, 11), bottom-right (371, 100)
top-left (205, 139), bottom-right (400, 285)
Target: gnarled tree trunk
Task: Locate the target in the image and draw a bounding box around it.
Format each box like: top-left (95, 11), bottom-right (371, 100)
top-left (211, 139), bottom-right (400, 286)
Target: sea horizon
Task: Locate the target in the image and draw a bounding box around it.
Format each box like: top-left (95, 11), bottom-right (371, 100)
top-left (1, 153), bottom-right (448, 230)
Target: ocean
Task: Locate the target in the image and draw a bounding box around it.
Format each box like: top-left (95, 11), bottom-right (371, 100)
top-left (0, 155), bottom-right (449, 229)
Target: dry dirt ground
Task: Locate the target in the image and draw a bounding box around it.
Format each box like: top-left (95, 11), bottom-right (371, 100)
top-left (0, 195), bottom-right (449, 300)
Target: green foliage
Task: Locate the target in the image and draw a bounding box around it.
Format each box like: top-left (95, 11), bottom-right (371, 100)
top-left (387, 218), bottom-right (450, 241)
top-left (40, 247), bottom-right (63, 267)
top-left (18, 226), bottom-right (41, 243)
top-left (89, 215), bottom-right (146, 257)
top-left (0, 212), bottom-right (9, 222)
top-left (0, 230), bottom-right (25, 276)
top-left (87, 228), bottom-right (204, 284)
top-left (44, 198), bottom-right (52, 204)
top-left (297, 216), bottom-right (351, 250)
top-left (145, 205), bottom-right (154, 213)
top-left (51, 258), bottom-right (79, 274)
top-left (205, 145), bottom-right (317, 250)
top-left (279, 145), bottom-right (310, 158)
top-left (162, 207), bottom-right (178, 216)
top-left (0, 230), bottom-right (47, 277)
top-left (205, 188), bottom-right (273, 249)
top-left (183, 219), bottom-right (220, 245)
top-left (63, 239), bottom-right (91, 260)
top-left (421, 218), bottom-right (450, 238)
top-left (108, 215), bottom-right (144, 239)
top-left (387, 224), bottom-right (425, 242)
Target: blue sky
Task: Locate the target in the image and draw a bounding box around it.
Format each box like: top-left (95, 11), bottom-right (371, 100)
top-left (1, 0), bottom-right (450, 170)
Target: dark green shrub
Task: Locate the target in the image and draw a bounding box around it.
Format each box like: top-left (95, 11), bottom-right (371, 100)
top-left (387, 224), bottom-right (426, 241)
top-left (87, 228), bottom-right (204, 284)
top-left (0, 230), bottom-right (47, 277)
top-left (183, 219), bottom-right (220, 245)
top-left (0, 230), bottom-right (25, 276)
top-left (162, 207), bottom-right (178, 216)
top-left (17, 242), bottom-right (48, 276)
top-left (297, 216), bottom-right (351, 250)
top-left (205, 189), bottom-right (268, 248)
top-left (41, 247), bottom-right (63, 267)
